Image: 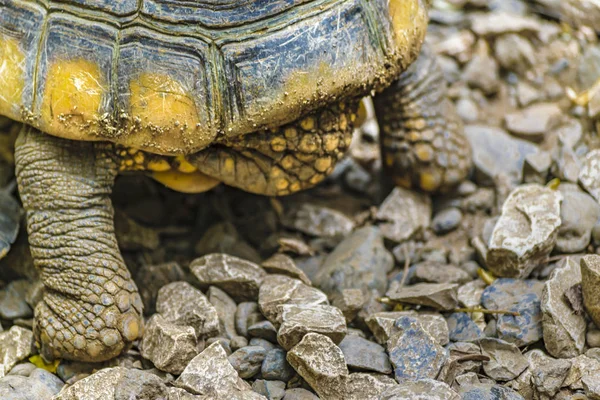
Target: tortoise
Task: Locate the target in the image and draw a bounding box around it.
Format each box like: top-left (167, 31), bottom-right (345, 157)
top-left (0, 0), bottom-right (472, 362)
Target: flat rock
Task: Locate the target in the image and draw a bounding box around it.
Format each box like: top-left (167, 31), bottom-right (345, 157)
top-left (331, 289), bottom-right (365, 323)
top-left (283, 204), bottom-right (355, 239)
top-left (286, 333), bottom-right (349, 400)
top-left (141, 314), bottom-right (200, 375)
top-left (525, 349), bottom-right (571, 398)
top-left (315, 226), bottom-right (393, 298)
top-left (504, 103), bottom-right (562, 142)
top-left (581, 255), bottom-right (600, 329)
top-left (262, 348), bottom-right (295, 381)
top-left (478, 338), bottom-right (528, 381)
top-left (175, 342), bottom-right (252, 396)
top-left (228, 346), bottom-right (266, 379)
top-left (365, 311), bottom-right (449, 345)
top-left (282, 388), bottom-right (319, 400)
top-left (262, 254), bottom-right (311, 286)
top-left (375, 187), bottom-right (431, 243)
top-left (258, 275), bottom-right (328, 324)
top-left (191, 254), bottom-right (267, 302)
top-left (579, 149), bottom-right (600, 201)
top-left (208, 286), bottom-right (238, 339)
top-left (386, 283), bottom-right (459, 311)
top-left (412, 262), bottom-right (471, 285)
top-left (446, 313), bottom-right (484, 342)
top-left (54, 367), bottom-right (168, 400)
top-left (0, 326), bottom-right (33, 377)
top-left (338, 335), bottom-right (392, 374)
top-left (379, 379), bottom-right (460, 400)
top-left (458, 383), bottom-right (525, 400)
top-left (541, 257), bottom-right (586, 358)
top-left (387, 316), bottom-right (447, 383)
top-left (481, 278), bottom-right (543, 346)
top-left (156, 281), bottom-right (220, 339)
top-left (556, 184), bottom-right (600, 253)
top-left (277, 304), bottom-right (347, 351)
top-left (0, 280), bottom-right (32, 320)
top-left (486, 184), bottom-right (562, 278)
top-left (464, 125), bottom-right (538, 186)
top-left (469, 12), bottom-right (542, 36)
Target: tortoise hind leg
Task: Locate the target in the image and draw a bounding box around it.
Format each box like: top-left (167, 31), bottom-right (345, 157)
top-left (15, 126), bottom-right (143, 362)
top-left (373, 44), bottom-right (472, 192)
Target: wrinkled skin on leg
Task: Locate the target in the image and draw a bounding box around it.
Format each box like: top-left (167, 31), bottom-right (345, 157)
top-left (374, 44), bottom-right (472, 193)
top-left (15, 126), bottom-right (143, 362)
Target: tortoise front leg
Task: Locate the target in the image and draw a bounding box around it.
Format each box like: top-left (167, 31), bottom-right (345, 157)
top-left (15, 126), bottom-right (143, 362)
top-left (373, 45), bottom-right (472, 192)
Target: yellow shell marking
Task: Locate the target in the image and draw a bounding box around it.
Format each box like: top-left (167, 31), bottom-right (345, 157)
top-left (41, 59), bottom-right (105, 138)
top-left (151, 170), bottom-right (220, 193)
top-left (389, 0), bottom-right (428, 68)
top-left (0, 37), bottom-right (26, 120)
top-left (129, 73), bottom-right (199, 142)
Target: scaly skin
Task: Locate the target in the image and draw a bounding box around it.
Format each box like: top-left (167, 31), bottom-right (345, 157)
top-left (15, 126), bottom-right (143, 362)
top-left (374, 45), bottom-right (472, 192)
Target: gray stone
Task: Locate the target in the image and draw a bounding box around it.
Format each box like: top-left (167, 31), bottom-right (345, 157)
top-left (208, 286), bottom-right (238, 339)
top-left (345, 373), bottom-right (398, 400)
top-left (258, 275), bottom-right (328, 324)
top-left (581, 255), bottom-right (600, 330)
top-left (457, 280), bottom-right (485, 308)
top-left (0, 326), bottom-right (33, 377)
top-left (541, 257), bottom-right (586, 358)
top-left (523, 151), bottom-right (552, 184)
top-left (283, 204), bottom-right (355, 239)
top-left (469, 11), bottom-right (541, 36)
top-left (379, 379), bottom-right (460, 400)
top-left (54, 367), bottom-right (168, 400)
top-left (286, 333), bottom-right (349, 400)
top-left (7, 363), bottom-right (35, 377)
top-left (526, 349), bottom-right (571, 398)
top-left (282, 388), bottom-right (319, 400)
top-left (580, 149), bottom-right (600, 201)
top-left (504, 103), bottom-right (562, 142)
top-left (481, 278), bottom-right (543, 346)
top-left (249, 338), bottom-right (277, 352)
top-left (230, 336), bottom-right (248, 352)
top-left (412, 262), bottom-right (471, 285)
top-left (458, 383), bottom-right (525, 400)
top-left (0, 368), bottom-right (64, 400)
top-left (432, 208), bottom-right (463, 234)
top-left (464, 125), bottom-right (538, 186)
top-left (365, 311), bottom-right (449, 346)
top-left (206, 337), bottom-right (232, 355)
top-left (141, 314), bottom-right (200, 375)
top-left (338, 335), bottom-right (392, 374)
top-left (277, 304), bottom-right (347, 351)
top-left (478, 338), bottom-right (528, 381)
top-left (175, 342), bottom-right (252, 396)
top-left (463, 41), bottom-right (499, 95)
top-left (252, 380), bottom-right (286, 400)
top-left (235, 302), bottom-right (260, 338)
top-left (446, 313), bottom-right (483, 342)
top-left (386, 283), bottom-right (459, 311)
top-left (156, 281), bottom-right (220, 339)
top-left (262, 254), bottom-right (311, 286)
top-left (167, 387), bottom-right (205, 399)
top-left (228, 346), bottom-right (266, 379)
top-left (134, 262), bottom-right (187, 314)
top-left (315, 226), bottom-right (393, 297)
top-left (0, 281), bottom-right (32, 320)
top-left (248, 320), bottom-right (277, 342)
top-left (375, 187), bottom-right (431, 243)
top-left (387, 316), bottom-right (447, 383)
top-left (494, 34), bottom-right (535, 75)
top-left (331, 289), bottom-right (364, 323)
top-left (261, 348), bottom-right (295, 381)
top-left (191, 253), bottom-right (267, 302)
top-left (556, 184), bottom-right (600, 253)
top-left (486, 184), bottom-right (562, 278)
top-left (195, 222), bottom-right (261, 264)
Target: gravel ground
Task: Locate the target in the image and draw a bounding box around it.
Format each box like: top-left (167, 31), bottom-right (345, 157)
top-left (1, 1), bottom-right (600, 399)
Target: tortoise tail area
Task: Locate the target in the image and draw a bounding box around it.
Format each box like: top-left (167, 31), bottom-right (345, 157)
top-left (373, 44), bottom-right (472, 193)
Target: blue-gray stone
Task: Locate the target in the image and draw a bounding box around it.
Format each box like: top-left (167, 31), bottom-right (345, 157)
top-left (481, 279), bottom-right (543, 346)
top-left (446, 313), bottom-right (483, 342)
top-left (0, 375), bottom-right (59, 400)
top-left (261, 348), bottom-right (295, 381)
top-left (228, 346), bottom-right (267, 379)
top-left (248, 320), bottom-right (278, 343)
top-left (29, 369), bottom-right (64, 395)
top-left (250, 338), bottom-right (277, 352)
top-left (387, 316), bottom-right (448, 382)
top-left (338, 335), bottom-right (392, 374)
top-left (459, 383), bottom-right (525, 400)
top-left (432, 208), bottom-right (463, 234)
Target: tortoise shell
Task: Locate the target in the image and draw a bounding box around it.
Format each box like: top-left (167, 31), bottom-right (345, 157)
top-left (0, 0), bottom-right (428, 155)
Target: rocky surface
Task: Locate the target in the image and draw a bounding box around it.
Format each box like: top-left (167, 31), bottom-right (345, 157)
top-left (2, 2), bottom-right (600, 399)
